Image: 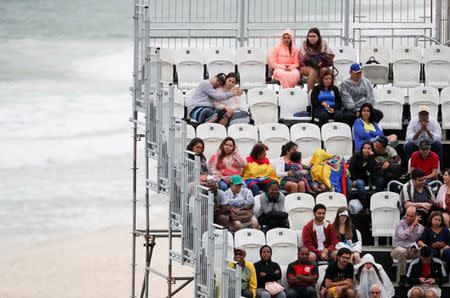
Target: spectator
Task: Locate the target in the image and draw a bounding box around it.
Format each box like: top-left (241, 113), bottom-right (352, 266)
top-left (286, 246), bottom-right (318, 298)
top-left (348, 141), bottom-right (378, 202)
top-left (186, 137), bottom-right (208, 184)
top-left (340, 63), bottom-right (383, 126)
top-left (369, 284), bottom-right (382, 298)
top-left (243, 143), bottom-right (280, 196)
top-left (224, 175), bottom-right (259, 232)
top-left (206, 180), bottom-right (230, 229)
top-left (406, 246), bottom-right (447, 298)
top-left (214, 72), bottom-right (250, 125)
top-left (253, 245), bottom-right (286, 298)
top-left (436, 169), bottom-right (450, 226)
top-left (391, 206), bottom-right (424, 286)
top-left (269, 29), bottom-right (301, 88)
top-left (310, 69), bottom-right (344, 127)
top-left (410, 140), bottom-right (439, 182)
top-left (373, 135), bottom-right (402, 189)
top-left (186, 73), bottom-right (241, 124)
top-left (280, 151), bottom-right (310, 194)
top-left (256, 180), bottom-right (289, 231)
top-left (332, 207), bottom-right (361, 264)
top-left (208, 137), bottom-right (247, 191)
top-left (300, 27), bottom-right (334, 91)
top-left (405, 106), bottom-right (443, 170)
top-left (320, 247), bottom-right (355, 298)
top-left (302, 204), bottom-right (338, 263)
top-left (400, 168), bottom-right (437, 223)
top-left (352, 103), bottom-right (397, 151)
top-left (417, 211), bottom-right (450, 269)
top-left (231, 246), bottom-right (257, 298)
top-left (354, 254), bottom-right (395, 298)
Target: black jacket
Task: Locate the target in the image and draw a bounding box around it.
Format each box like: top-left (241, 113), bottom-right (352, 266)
top-left (253, 259), bottom-right (282, 288)
top-left (348, 152), bottom-right (377, 182)
top-left (310, 85), bottom-right (342, 110)
top-left (406, 257), bottom-right (447, 286)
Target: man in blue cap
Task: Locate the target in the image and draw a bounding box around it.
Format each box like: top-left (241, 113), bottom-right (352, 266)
top-left (339, 63), bottom-right (383, 126)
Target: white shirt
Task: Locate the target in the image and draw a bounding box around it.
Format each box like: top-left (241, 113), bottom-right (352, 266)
top-left (314, 222), bottom-right (326, 250)
top-left (405, 116), bottom-right (442, 146)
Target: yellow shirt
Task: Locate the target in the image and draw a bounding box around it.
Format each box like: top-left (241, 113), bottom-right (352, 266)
top-left (363, 120), bottom-right (376, 132)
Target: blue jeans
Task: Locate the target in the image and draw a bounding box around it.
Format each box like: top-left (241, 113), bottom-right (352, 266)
top-left (286, 286), bottom-right (316, 298)
top-left (353, 179), bottom-right (367, 201)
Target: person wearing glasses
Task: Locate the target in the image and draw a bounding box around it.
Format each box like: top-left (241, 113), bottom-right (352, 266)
top-left (409, 140), bottom-right (439, 182)
top-left (369, 284), bottom-right (382, 298)
top-left (354, 254), bottom-right (394, 298)
top-left (320, 248), bottom-right (355, 298)
top-left (230, 247), bottom-right (257, 298)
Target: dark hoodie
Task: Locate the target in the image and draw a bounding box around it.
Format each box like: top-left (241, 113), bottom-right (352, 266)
top-left (348, 151), bottom-right (377, 182)
top-left (253, 259), bottom-right (282, 288)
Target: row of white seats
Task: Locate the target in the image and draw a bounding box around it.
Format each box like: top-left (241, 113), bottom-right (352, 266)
top-left (151, 45), bottom-right (450, 90)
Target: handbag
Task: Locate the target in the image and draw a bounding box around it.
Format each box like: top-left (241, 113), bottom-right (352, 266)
top-left (265, 281), bottom-right (284, 296)
top-left (228, 206), bottom-right (253, 222)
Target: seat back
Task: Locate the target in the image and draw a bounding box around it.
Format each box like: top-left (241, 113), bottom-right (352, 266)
top-left (196, 123), bottom-right (227, 159)
top-left (374, 86), bottom-right (405, 130)
top-left (227, 124), bottom-right (259, 157)
top-left (278, 88), bottom-right (310, 121)
top-left (266, 228), bottom-right (298, 266)
top-left (409, 86), bottom-right (440, 120)
top-left (173, 87), bottom-right (185, 119)
top-left (253, 194), bottom-right (261, 217)
top-left (441, 87), bottom-right (450, 129)
top-left (360, 47), bottom-right (390, 84)
top-left (315, 192), bottom-right (348, 222)
top-left (391, 47), bottom-right (422, 88)
top-left (202, 229), bottom-right (234, 273)
top-left (423, 45), bottom-right (450, 88)
top-left (258, 123), bottom-right (290, 159)
top-left (290, 123), bottom-right (321, 161)
top-left (236, 47), bottom-right (266, 89)
top-left (284, 193), bottom-right (315, 230)
top-left (333, 46), bottom-right (358, 84)
top-left (247, 88), bottom-right (278, 125)
top-left (204, 48), bottom-right (235, 79)
top-left (175, 48), bottom-right (204, 89)
top-left (150, 48), bottom-right (174, 88)
top-left (186, 124), bottom-right (196, 144)
top-left (370, 191), bottom-right (400, 237)
top-left (234, 229), bottom-right (266, 264)
top-left (321, 122), bottom-right (353, 157)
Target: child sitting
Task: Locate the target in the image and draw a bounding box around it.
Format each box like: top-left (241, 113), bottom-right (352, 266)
top-left (280, 151), bottom-right (310, 193)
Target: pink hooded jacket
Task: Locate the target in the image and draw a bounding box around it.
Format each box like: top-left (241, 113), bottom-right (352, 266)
top-left (269, 29), bottom-right (300, 71)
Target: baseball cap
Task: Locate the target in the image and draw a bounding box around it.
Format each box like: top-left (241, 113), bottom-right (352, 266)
top-left (230, 175), bottom-right (244, 185)
top-left (419, 140), bottom-right (431, 149)
top-left (417, 105), bottom-right (430, 114)
top-left (234, 246), bottom-right (246, 253)
top-left (350, 63), bottom-right (362, 73)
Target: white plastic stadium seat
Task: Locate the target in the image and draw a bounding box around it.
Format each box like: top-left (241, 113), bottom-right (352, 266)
top-left (236, 47), bottom-right (266, 89)
top-left (150, 47), bottom-right (174, 88)
top-left (441, 87), bottom-right (450, 129)
top-left (370, 191), bottom-right (400, 245)
top-left (196, 123), bottom-right (227, 159)
top-left (258, 123), bottom-right (290, 160)
top-left (278, 88), bottom-right (311, 122)
top-left (175, 48), bottom-right (204, 89)
top-left (321, 122), bottom-right (353, 157)
top-left (227, 124), bottom-right (259, 157)
top-left (173, 87), bottom-right (185, 119)
top-left (204, 48), bottom-right (235, 79)
top-left (333, 46), bottom-right (358, 84)
top-left (202, 229), bottom-right (234, 272)
top-left (374, 86), bottom-right (405, 130)
top-left (247, 88), bottom-right (278, 125)
top-left (391, 47), bottom-right (422, 88)
top-left (315, 265), bottom-right (328, 296)
top-left (234, 229), bottom-right (266, 264)
top-left (266, 228), bottom-right (298, 266)
top-left (284, 193), bottom-right (315, 230)
top-left (360, 47), bottom-right (391, 84)
top-left (290, 123), bottom-right (321, 161)
top-left (186, 124), bottom-right (196, 144)
top-left (253, 194), bottom-right (261, 217)
top-left (315, 192), bottom-right (347, 223)
top-left (409, 86), bottom-right (440, 120)
top-left (423, 45), bottom-right (450, 88)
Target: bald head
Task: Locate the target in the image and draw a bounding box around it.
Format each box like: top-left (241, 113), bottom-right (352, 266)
top-left (405, 206), bottom-right (417, 225)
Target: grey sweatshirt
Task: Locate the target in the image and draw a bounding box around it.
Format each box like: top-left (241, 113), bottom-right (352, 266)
top-left (339, 77), bottom-right (375, 111)
top-left (185, 80), bottom-right (234, 115)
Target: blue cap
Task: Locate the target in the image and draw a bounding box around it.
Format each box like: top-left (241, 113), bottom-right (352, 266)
top-left (350, 63), bottom-right (362, 73)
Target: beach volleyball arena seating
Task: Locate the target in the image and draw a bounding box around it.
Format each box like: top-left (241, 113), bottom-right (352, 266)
top-left (227, 124), bottom-right (258, 157)
top-left (236, 47), bottom-right (266, 89)
top-left (258, 123), bottom-right (290, 160)
top-left (203, 48), bottom-right (235, 79)
top-left (266, 228), bottom-right (298, 267)
top-left (284, 193), bottom-right (315, 230)
top-left (391, 47), bottom-right (422, 88)
top-left (321, 122), bottom-right (353, 158)
top-left (278, 88), bottom-right (311, 122)
top-left (150, 47), bottom-right (174, 88)
top-left (203, 229), bottom-right (234, 273)
top-left (409, 86), bottom-right (440, 120)
top-left (441, 87), bottom-right (450, 130)
top-left (315, 192), bottom-right (348, 223)
top-left (290, 123), bottom-right (322, 162)
top-left (374, 86), bottom-right (405, 130)
top-left (333, 46), bottom-right (358, 84)
top-left (186, 124), bottom-right (196, 144)
top-left (234, 229), bottom-right (266, 264)
top-left (370, 191), bottom-right (400, 246)
top-left (175, 47), bottom-right (204, 90)
top-left (196, 123), bottom-right (227, 159)
top-left (173, 87), bottom-right (185, 119)
top-left (247, 87), bottom-right (278, 125)
top-left (360, 46), bottom-right (391, 85)
top-left (423, 45), bottom-right (450, 88)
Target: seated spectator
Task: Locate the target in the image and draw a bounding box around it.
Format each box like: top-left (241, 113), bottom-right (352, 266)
top-left (340, 63), bottom-right (383, 126)
top-left (256, 180), bottom-right (288, 231)
top-left (405, 106), bottom-right (443, 170)
top-left (300, 27), bottom-right (334, 91)
top-left (231, 246), bottom-right (257, 298)
top-left (208, 137), bottom-right (247, 191)
top-left (269, 29), bottom-right (300, 88)
top-left (400, 168), bottom-right (437, 223)
top-left (224, 175), bottom-right (259, 232)
top-left (310, 69), bottom-right (343, 127)
top-left (186, 137), bottom-right (208, 184)
top-left (320, 247), bottom-right (355, 298)
top-left (206, 180), bottom-right (230, 229)
top-left (369, 284), bottom-right (382, 298)
top-left (406, 246), bottom-right (447, 298)
top-left (410, 140), bottom-right (439, 182)
top-left (417, 211), bottom-right (450, 269)
top-left (280, 151), bottom-right (310, 194)
top-left (373, 136), bottom-right (402, 190)
top-left (214, 72), bottom-right (250, 125)
top-left (243, 143), bottom-right (280, 196)
top-left (253, 245), bottom-right (286, 298)
top-left (436, 169), bottom-right (450, 226)
top-left (391, 206), bottom-right (424, 286)
top-left (286, 246), bottom-right (318, 298)
top-left (353, 103), bottom-right (397, 151)
top-left (302, 204), bottom-right (338, 263)
top-left (332, 207), bottom-right (361, 264)
top-left (348, 141), bottom-right (378, 202)
top-left (354, 254), bottom-right (395, 298)
top-left (185, 73), bottom-right (241, 124)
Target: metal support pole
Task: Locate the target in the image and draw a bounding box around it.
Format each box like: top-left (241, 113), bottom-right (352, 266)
top-left (167, 84), bottom-right (175, 298)
top-left (239, 0), bottom-right (246, 47)
top-left (436, 0), bottom-right (442, 42)
top-left (344, 0), bottom-right (350, 46)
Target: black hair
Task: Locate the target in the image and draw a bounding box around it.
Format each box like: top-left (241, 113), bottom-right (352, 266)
top-left (420, 246), bottom-right (432, 258)
top-left (215, 73), bottom-right (227, 86)
top-left (186, 137), bottom-right (206, 162)
top-left (250, 143), bottom-right (268, 160)
top-left (313, 203), bottom-right (326, 213)
top-left (359, 141), bottom-right (374, 155)
top-left (259, 245), bottom-right (272, 257)
top-left (290, 151), bottom-right (302, 163)
top-left (428, 211), bottom-right (445, 228)
top-left (411, 168), bottom-right (425, 180)
top-left (359, 103), bottom-right (375, 124)
top-left (280, 141), bottom-right (297, 157)
top-left (226, 72), bottom-right (237, 80)
top-left (318, 69), bottom-right (335, 90)
top-left (375, 135), bottom-right (388, 148)
top-left (266, 179), bottom-right (280, 190)
top-left (337, 247), bottom-right (352, 257)
top-left (305, 27), bottom-right (323, 52)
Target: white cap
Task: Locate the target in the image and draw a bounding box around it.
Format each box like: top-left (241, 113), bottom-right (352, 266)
top-left (417, 105), bottom-right (430, 114)
top-left (338, 210), bottom-right (349, 217)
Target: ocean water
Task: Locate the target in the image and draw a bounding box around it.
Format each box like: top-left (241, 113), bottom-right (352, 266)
top-left (0, 0), bottom-right (159, 247)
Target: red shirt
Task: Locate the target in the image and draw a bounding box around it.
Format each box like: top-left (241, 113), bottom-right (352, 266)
top-left (410, 151), bottom-right (439, 176)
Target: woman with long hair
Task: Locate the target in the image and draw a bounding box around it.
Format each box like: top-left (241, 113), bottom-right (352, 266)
top-left (253, 245), bottom-right (286, 298)
top-left (348, 141), bottom-right (377, 203)
top-left (186, 138), bottom-right (208, 183)
top-left (437, 169), bottom-right (450, 226)
top-left (269, 29), bottom-right (301, 88)
top-left (208, 137), bottom-right (247, 191)
top-left (332, 206), bottom-right (361, 264)
top-left (354, 254), bottom-right (394, 298)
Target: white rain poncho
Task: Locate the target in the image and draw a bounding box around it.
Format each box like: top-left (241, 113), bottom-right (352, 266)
top-left (354, 254), bottom-right (395, 298)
